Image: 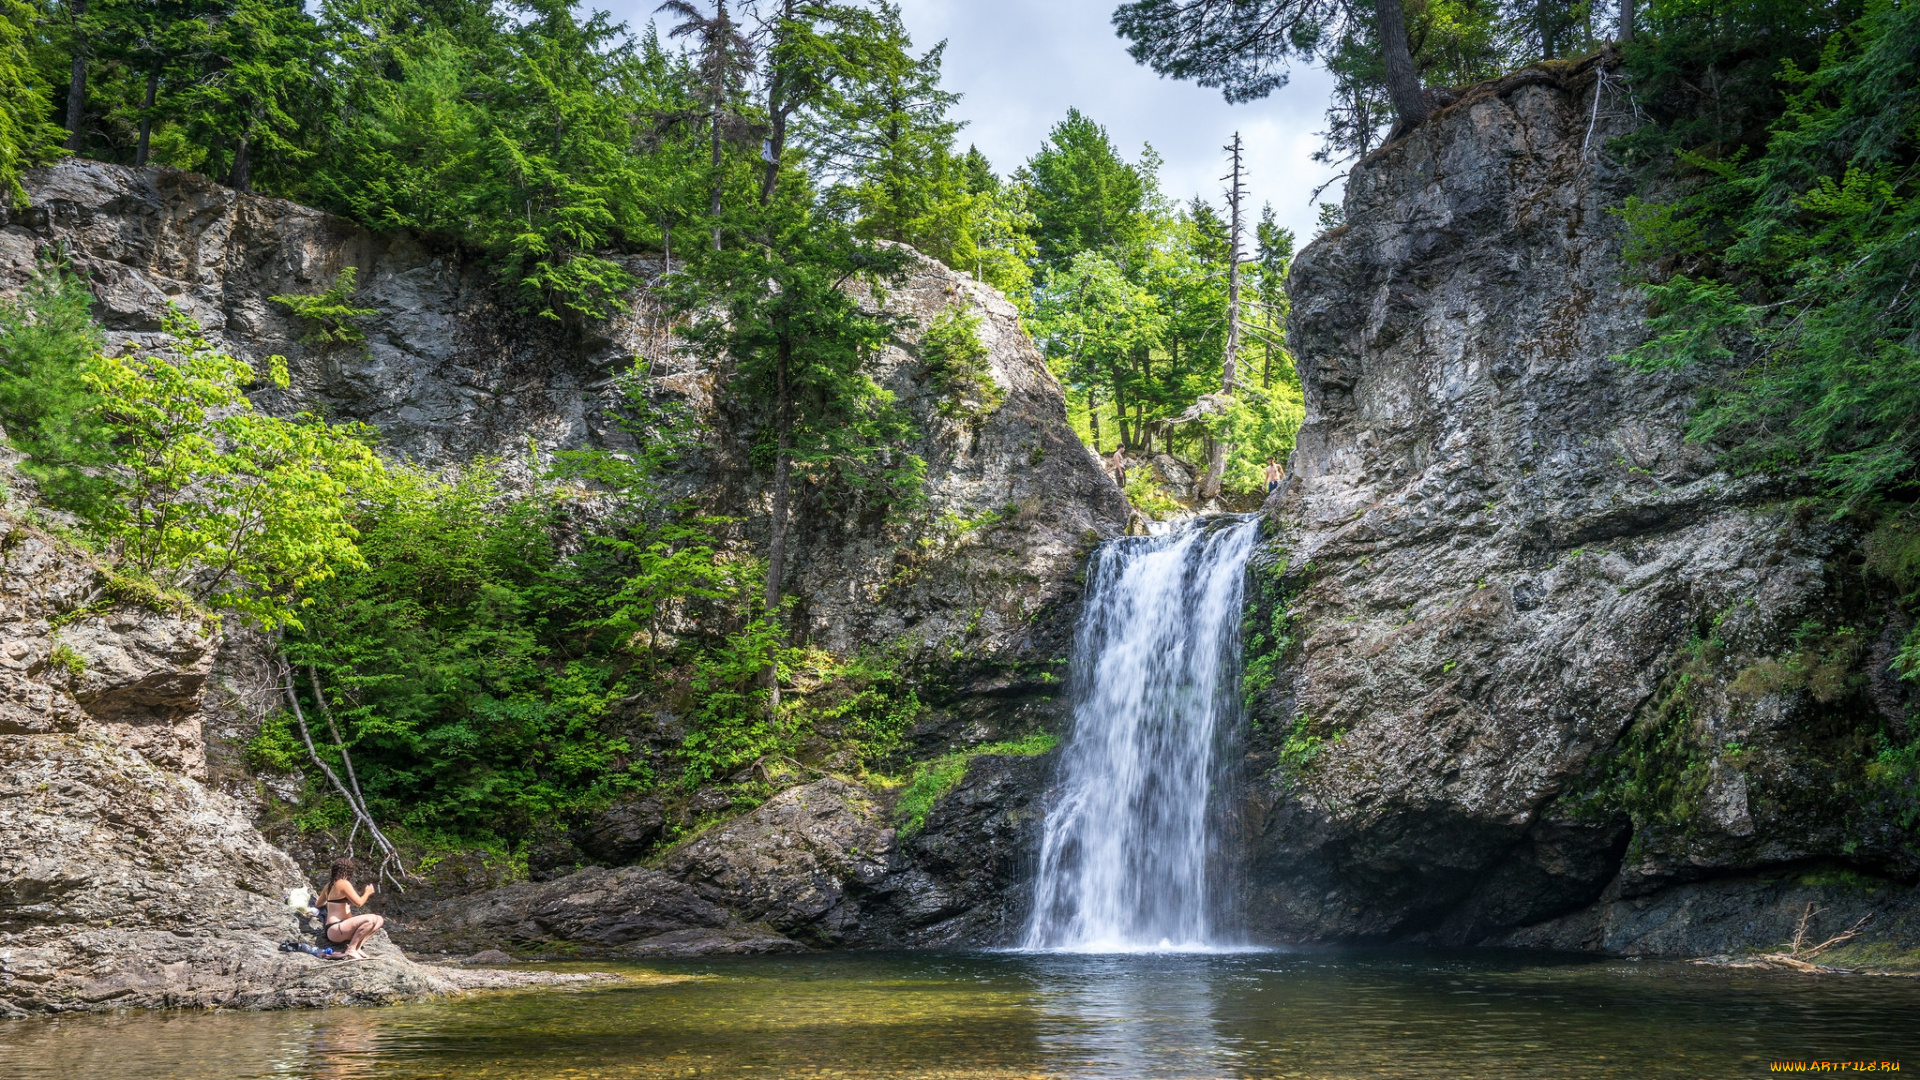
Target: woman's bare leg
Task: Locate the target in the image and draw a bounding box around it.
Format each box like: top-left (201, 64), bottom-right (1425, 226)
top-left (347, 914), bottom-right (384, 959)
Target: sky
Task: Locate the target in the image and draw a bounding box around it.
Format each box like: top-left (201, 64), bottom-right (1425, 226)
top-left (890, 0), bottom-right (1346, 243)
top-left (596, 0), bottom-right (1348, 243)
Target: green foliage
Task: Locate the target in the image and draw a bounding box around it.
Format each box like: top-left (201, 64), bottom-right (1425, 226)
top-left (1113, 0), bottom-right (1599, 166)
top-left (0, 0), bottom-right (61, 204)
top-left (270, 266), bottom-right (377, 345)
top-left (892, 730), bottom-right (1058, 838)
top-left (1022, 137), bottom-right (1298, 490)
top-left (918, 307), bottom-right (1002, 420)
top-left (800, 647), bottom-right (926, 766)
top-left (1240, 554), bottom-right (1299, 712)
top-left (1863, 734), bottom-right (1920, 834)
top-left (1616, 2), bottom-right (1919, 507)
top-left (46, 641), bottom-right (86, 677)
top-left (680, 598), bottom-right (791, 789)
top-left (284, 460), bottom-right (657, 841)
top-left (83, 308), bottom-right (382, 629)
top-left (1123, 468), bottom-right (1183, 520)
top-left (1018, 110), bottom-right (1148, 272)
top-left (1609, 665), bottom-right (1717, 827)
top-left (0, 259), bottom-right (113, 517)
top-left (671, 168), bottom-right (927, 514)
top-left (1274, 713), bottom-right (1341, 780)
top-left (294, 0), bottom-right (656, 320)
top-left (1219, 382), bottom-right (1304, 496)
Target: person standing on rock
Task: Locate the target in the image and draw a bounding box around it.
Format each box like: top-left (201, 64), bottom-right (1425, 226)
top-left (1265, 457), bottom-right (1283, 496)
top-left (321, 857), bottom-right (385, 960)
top-left (1109, 446), bottom-right (1128, 490)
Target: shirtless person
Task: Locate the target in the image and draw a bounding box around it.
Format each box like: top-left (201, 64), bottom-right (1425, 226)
top-left (321, 856), bottom-right (385, 960)
top-left (1109, 446), bottom-right (1128, 489)
top-left (1264, 457), bottom-right (1283, 496)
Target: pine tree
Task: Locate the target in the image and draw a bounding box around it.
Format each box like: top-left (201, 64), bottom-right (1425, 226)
top-left (1018, 109), bottom-right (1147, 273)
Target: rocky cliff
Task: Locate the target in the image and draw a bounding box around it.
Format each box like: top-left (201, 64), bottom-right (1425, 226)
top-left (1248, 55), bottom-right (1920, 955)
top-left (0, 159), bottom-right (1120, 966)
top-left (0, 160), bottom-right (1125, 668)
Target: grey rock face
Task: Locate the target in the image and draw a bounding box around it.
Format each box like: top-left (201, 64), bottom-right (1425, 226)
top-left (575, 796), bottom-right (667, 865)
top-left (1250, 59), bottom-right (1917, 954)
top-left (393, 866), bottom-right (800, 958)
top-left (873, 751), bottom-right (1052, 946)
top-left (1496, 874), bottom-right (1920, 957)
top-left (0, 160), bottom-right (627, 467)
top-left (660, 779), bottom-right (895, 945)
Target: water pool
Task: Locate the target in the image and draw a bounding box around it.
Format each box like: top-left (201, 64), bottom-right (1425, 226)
top-left (4, 949), bottom-right (1915, 1078)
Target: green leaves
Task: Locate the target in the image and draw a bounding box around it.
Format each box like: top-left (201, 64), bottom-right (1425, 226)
top-left (83, 307), bottom-right (382, 628)
top-left (1020, 109), bottom-right (1148, 273)
top-left (0, 260), bottom-right (113, 518)
top-left (918, 307), bottom-right (1002, 420)
top-left (0, 0), bottom-right (61, 203)
top-left (1618, 2), bottom-right (1920, 508)
top-left (270, 266), bottom-right (377, 345)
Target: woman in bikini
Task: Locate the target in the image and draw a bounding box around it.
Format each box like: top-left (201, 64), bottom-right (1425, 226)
top-left (321, 857), bottom-right (385, 960)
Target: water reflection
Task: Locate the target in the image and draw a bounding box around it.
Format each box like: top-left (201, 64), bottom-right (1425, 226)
top-left (2, 951), bottom-right (1917, 1079)
top-left (1032, 955), bottom-right (1230, 1079)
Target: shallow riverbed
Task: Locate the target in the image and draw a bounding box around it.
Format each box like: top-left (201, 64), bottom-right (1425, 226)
top-left (5, 949), bottom-right (1915, 1079)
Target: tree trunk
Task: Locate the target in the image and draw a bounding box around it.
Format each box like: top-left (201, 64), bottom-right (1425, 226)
top-left (64, 0), bottom-right (88, 152)
top-left (1088, 386), bottom-right (1102, 452)
top-left (762, 338), bottom-right (794, 718)
top-left (709, 114), bottom-right (724, 250)
top-left (1203, 138), bottom-right (1245, 502)
top-left (1374, 0), bottom-right (1428, 131)
top-left (1619, 0), bottom-right (1634, 42)
top-left (228, 125), bottom-right (251, 192)
top-left (135, 66), bottom-right (159, 167)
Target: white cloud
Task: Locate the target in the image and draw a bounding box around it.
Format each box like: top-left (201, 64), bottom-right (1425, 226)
top-left (599, 0), bottom-right (1348, 242)
top-left (893, 0), bottom-right (1345, 243)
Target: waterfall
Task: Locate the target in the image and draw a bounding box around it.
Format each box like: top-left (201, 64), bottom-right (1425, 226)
top-left (1023, 515), bottom-right (1262, 952)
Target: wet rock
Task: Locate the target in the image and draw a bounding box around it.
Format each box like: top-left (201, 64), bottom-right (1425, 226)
top-left (525, 829), bottom-right (589, 883)
top-left (867, 751), bottom-right (1054, 946)
top-left (1493, 874), bottom-right (1920, 957)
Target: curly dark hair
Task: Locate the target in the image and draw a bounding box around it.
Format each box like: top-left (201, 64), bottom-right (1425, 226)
top-left (325, 857), bottom-right (357, 898)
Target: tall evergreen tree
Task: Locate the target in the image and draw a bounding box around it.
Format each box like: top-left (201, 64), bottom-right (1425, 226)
top-left (1018, 108), bottom-right (1146, 273)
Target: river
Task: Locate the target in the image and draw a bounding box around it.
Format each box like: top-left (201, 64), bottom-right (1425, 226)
top-left (5, 950), bottom-right (1916, 1078)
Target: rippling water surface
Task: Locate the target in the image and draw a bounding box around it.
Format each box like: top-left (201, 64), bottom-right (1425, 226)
top-left (5, 950), bottom-right (1916, 1079)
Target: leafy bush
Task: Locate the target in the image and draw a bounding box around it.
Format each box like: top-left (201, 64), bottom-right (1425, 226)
top-left (270, 267), bottom-right (379, 345)
top-left (84, 310), bottom-right (383, 629)
top-left (1616, 3), bottom-right (1920, 508)
top-left (283, 460), bottom-right (665, 842)
top-left (893, 731), bottom-right (1058, 838)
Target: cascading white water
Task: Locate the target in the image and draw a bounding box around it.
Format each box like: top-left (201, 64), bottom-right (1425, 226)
top-left (1023, 515), bottom-right (1262, 952)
